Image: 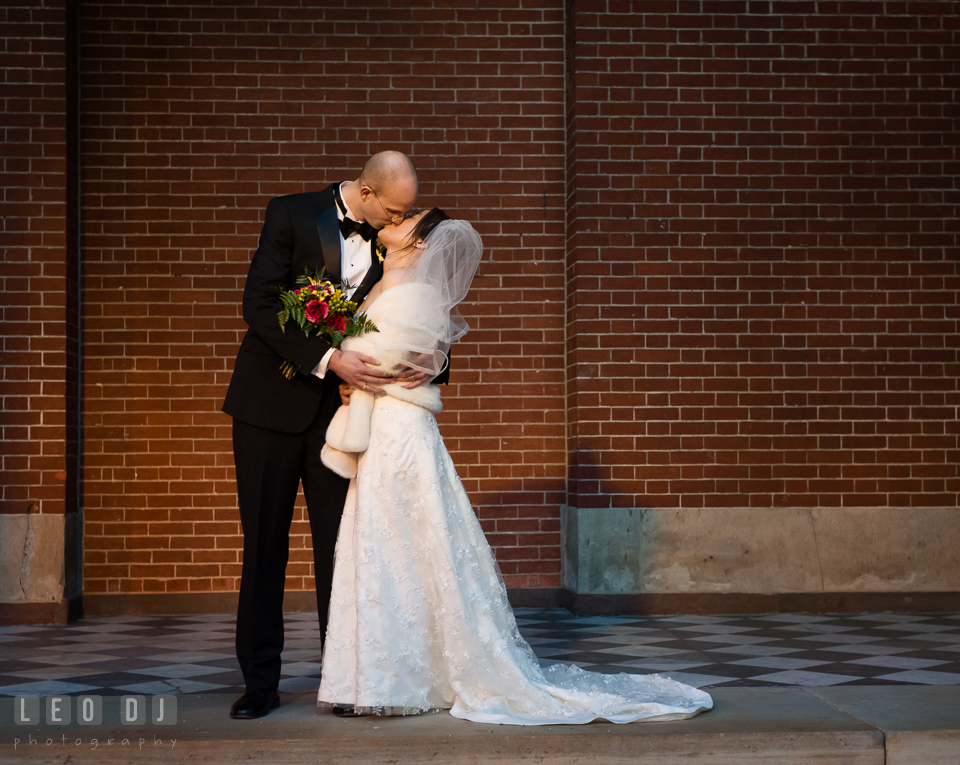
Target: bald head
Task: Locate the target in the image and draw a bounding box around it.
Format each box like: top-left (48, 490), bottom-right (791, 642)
top-left (361, 151), bottom-right (418, 195)
top-left (350, 150), bottom-right (419, 229)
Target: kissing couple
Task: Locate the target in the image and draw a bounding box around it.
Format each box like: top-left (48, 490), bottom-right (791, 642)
top-left (222, 151), bottom-right (712, 725)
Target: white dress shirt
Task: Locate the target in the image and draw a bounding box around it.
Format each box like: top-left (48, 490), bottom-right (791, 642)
top-left (312, 182), bottom-right (373, 379)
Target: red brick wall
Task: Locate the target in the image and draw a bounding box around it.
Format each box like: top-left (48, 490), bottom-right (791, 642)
top-left (72, 1), bottom-right (959, 600)
top-left (566, 1), bottom-right (960, 512)
top-left (80, 0), bottom-right (567, 595)
top-left (0, 1), bottom-right (68, 518)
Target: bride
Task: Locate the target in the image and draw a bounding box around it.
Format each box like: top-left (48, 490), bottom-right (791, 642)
top-left (316, 210), bottom-right (712, 725)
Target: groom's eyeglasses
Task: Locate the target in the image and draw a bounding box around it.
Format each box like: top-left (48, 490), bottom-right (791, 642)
top-left (363, 183), bottom-right (414, 225)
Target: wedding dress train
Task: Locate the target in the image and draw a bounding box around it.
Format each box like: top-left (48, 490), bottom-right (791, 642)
top-left (316, 393), bottom-right (712, 725)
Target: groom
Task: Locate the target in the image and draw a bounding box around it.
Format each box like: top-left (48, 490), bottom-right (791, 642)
top-left (222, 151), bottom-right (430, 719)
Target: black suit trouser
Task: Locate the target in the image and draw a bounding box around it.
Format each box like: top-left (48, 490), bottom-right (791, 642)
top-left (231, 377), bottom-right (348, 692)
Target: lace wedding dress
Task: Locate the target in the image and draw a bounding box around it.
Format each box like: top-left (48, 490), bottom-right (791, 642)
top-left (316, 222), bottom-right (712, 725)
top-left (316, 392), bottom-right (712, 725)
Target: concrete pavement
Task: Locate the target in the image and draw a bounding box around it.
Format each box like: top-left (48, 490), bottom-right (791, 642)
top-left (2, 685), bottom-right (958, 764)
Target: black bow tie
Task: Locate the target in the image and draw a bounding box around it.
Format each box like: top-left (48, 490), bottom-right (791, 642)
top-left (339, 216), bottom-right (376, 242)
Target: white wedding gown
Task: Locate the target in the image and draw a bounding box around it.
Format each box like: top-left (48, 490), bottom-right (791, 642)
top-left (316, 393), bottom-right (713, 725)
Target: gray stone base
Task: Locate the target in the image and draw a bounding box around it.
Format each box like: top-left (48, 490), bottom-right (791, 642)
top-left (0, 596), bottom-right (82, 626)
top-left (0, 512), bottom-right (70, 625)
top-left (5, 504), bottom-right (959, 624)
top-left (562, 506), bottom-right (960, 596)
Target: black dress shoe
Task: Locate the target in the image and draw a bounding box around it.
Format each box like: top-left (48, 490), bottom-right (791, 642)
top-left (230, 689), bottom-right (280, 719)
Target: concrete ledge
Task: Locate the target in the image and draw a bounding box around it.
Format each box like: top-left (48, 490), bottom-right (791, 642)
top-left (4, 687), bottom-right (958, 763)
top-left (808, 686), bottom-right (960, 765)
top-left (0, 688), bottom-right (892, 764)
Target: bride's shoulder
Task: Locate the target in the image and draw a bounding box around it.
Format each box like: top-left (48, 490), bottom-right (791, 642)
top-left (371, 270), bottom-right (443, 308)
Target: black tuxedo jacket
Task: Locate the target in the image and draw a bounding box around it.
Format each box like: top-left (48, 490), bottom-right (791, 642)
top-left (222, 185), bottom-right (448, 434)
top-left (222, 185), bottom-right (381, 433)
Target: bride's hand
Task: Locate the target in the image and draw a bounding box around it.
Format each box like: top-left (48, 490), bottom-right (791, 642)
top-left (394, 353), bottom-right (433, 389)
top-left (328, 349), bottom-right (392, 394)
top-left (339, 384), bottom-right (354, 406)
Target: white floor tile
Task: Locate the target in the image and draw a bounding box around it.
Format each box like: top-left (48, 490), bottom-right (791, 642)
top-left (656, 671), bottom-right (737, 688)
top-left (279, 662), bottom-right (323, 676)
top-left (7, 667), bottom-right (108, 680)
top-left (873, 670), bottom-right (960, 685)
top-left (874, 623), bottom-right (960, 633)
top-left (748, 670), bottom-right (854, 686)
top-left (0, 680), bottom-right (99, 696)
top-left (778, 623), bottom-right (858, 634)
top-left (655, 615), bottom-right (744, 624)
top-left (728, 657), bottom-right (831, 670)
top-left (127, 664), bottom-right (233, 679)
top-left (675, 624), bottom-right (762, 634)
top-left (67, 624), bottom-right (148, 633)
top-left (143, 652), bottom-right (235, 663)
top-left (705, 645), bottom-right (803, 656)
top-left (848, 656), bottom-right (951, 670)
top-left (281, 649), bottom-right (323, 661)
top-left (825, 644), bottom-right (912, 656)
top-left (793, 634), bottom-right (884, 644)
top-left (577, 636), bottom-right (673, 646)
top-left (115, 679), bottom-right (230, 694)
top-left (615, 660), bottom-right (712, 672)
top-left (746, 614), bottom-right (834, 624)
top-left (20, 653), bottom-right (118, 666)
top-left (279, 676), bottom-right (322, 693)
top-left (0, 626), bottom-right (50, 635)
top-left (687, 635), bottom-right (777, 645)
top-left (530, 647), bottom-right (585, 658)
top-left (593, 645), bottom-right (687, 658)
top-left (899, 633), bottom-right (960, 643)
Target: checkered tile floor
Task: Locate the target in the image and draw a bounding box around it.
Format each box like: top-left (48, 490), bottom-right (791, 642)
top-left (1, 610), bottom-right (959, 697)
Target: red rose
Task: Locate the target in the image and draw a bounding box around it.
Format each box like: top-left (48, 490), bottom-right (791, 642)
top-left (326, 314), bottom-right (346, 332)
top-left (304, 300), bottom-right (323, 323)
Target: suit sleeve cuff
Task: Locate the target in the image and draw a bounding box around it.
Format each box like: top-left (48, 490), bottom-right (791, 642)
top-left (313, 347), bottom-right (335, 379)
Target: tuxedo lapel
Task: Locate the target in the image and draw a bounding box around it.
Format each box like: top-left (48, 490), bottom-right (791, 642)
top-left (315, 205), bottom-right (342, 282)
top-left (350, 240), bottom-right (383, 305)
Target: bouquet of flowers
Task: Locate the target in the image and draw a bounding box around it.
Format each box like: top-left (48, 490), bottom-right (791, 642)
top-left (276, 270), bottom-right (378, 379)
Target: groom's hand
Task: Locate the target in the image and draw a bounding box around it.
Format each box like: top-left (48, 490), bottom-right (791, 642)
top-left (329, 350), bottom-right (392, 394)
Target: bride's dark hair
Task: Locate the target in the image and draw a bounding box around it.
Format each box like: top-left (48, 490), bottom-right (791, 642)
top-left (407, 207), bottom-right (449, 247)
